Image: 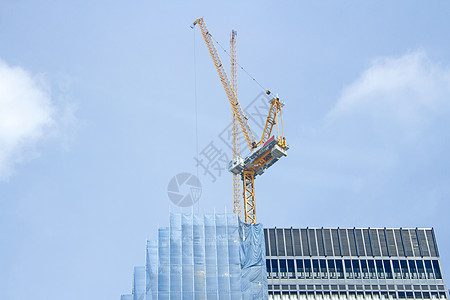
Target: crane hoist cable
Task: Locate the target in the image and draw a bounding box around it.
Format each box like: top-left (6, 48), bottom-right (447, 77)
top-left (193, 25), bottom-right (201, 212)
top-left (196, 27), bottom-right (272, 96)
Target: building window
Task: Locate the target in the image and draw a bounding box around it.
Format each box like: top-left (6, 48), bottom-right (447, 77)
top-left (271, 259), bottom-right (278, 278)
top-left (408, 260), bottom-right (418, 279)
top-left (352, 260), bottom-right (361, 279)
top-left (279, 259), bottom-right (287, 278)
top-left (320, 259), bottom-right (328, 279)
top-left (384, 260), bottom-right (393, 279)
top-left (304, 259), bottom-right (312, 279)
top-left (328, 259), bottom-right (336, 279)
top-left (361, 260), bottom-right (369, 279)
top-left (368, 260), bottom-right (377, 279)
top-left (432, 260), bottom-right (442, 279)
top-left (425, 260), bottom-right (434, 279)
top-left (312, 259), bottom-right (320, 279)
top-left (400, 260), bottom-right (409, 279)
top-left (287, 259), bottom-right (295, 278)
top-left (417, 260), bottom-right (426, 279)
top-left (296, 259), bottom-right (304, 279)
top-left (345, 259), bottom-right (353, 279)
top-left (336, 259), bottom-right (344, 279)
top-left (393, 260), bottom-right (401, 279)
top-left (376, 260), bottom-right (384, 279)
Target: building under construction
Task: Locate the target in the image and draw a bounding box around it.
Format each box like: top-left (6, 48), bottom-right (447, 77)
top-left (120, 18), bottom-right (448, 300)
top-left (120, 222), bottom-right (448, 299)
top-left (120, 212), bottom-right (268, 299)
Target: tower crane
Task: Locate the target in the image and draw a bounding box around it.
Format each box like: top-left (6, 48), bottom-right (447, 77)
top-left (193, 18), bottom-right (289, 224)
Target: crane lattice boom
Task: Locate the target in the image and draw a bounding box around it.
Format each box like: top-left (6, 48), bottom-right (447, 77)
top-left (193, 18), bottom-right (256, 151)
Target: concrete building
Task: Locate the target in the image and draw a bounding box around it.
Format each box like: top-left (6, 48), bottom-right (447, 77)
top-left (265, 227), bottom-right (447, 300)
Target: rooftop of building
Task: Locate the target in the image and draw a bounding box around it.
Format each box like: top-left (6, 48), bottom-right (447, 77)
top-left (263, 227), bottom-right (439, 258)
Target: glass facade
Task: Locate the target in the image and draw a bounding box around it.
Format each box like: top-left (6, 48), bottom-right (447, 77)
top-left (265, 228), bottom-right (447, 300)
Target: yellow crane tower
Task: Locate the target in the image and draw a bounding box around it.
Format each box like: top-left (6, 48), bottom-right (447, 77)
top-left (193, 18), bottom-right (289, 224)
top-left (230, 29), bottom-right (241, 218)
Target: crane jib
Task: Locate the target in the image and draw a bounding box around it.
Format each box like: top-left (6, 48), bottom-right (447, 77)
top-left (193, 18), bottom-right (256, 151)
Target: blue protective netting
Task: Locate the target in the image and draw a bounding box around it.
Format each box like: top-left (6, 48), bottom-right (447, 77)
top-left (133, 266), bottom-right (146, 300)
top-left (122, 213), bottom-right (268, 299)
top-left (239, 220), bottom-right (268, 300)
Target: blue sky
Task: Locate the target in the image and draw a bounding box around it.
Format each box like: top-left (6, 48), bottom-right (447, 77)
top-left (1, 1), bottom-right (450, 299)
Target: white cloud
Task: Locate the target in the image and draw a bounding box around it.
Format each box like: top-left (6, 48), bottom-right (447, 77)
top-left (0, 59), bottom-right (62, 179)
top-left (327, 51), bottom-right (450, 141)
top-left (298, 51), bottom-right (450, 201)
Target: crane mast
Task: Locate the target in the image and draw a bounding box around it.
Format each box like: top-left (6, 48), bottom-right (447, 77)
top-left (230, 30), bottom-right (241, 219)
top-left (193, 18), bottom-right (289, 224)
